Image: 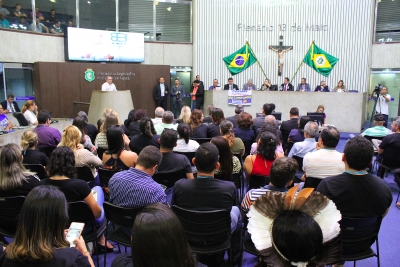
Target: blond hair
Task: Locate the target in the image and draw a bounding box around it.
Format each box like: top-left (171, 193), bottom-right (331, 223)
top-left (20, 130), bottom-right (38, 151)
top-left (21, 100), bottom-right (35, 114)
top-left (101, 113), bottom-right (120, 133)
top-left (99, 108), bottom-right (120, 131)
top-left (178, 106), bottom-right (191, 124)
top-left (59, 125), bottom-right (81, 150)
top-left (316, 105), bottom-right (325, 112)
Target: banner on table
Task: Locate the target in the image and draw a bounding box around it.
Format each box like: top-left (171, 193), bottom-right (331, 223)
top-left (228, 89), bottom-right (252, 105)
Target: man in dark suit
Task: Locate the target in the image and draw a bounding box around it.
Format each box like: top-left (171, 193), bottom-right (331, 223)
top-left (252, 103), bottom-right (275, 133)
top-left (190, 79), bottom-right (204, 110)
top-left (153, 77), bottom-right (169, 110)
top-left (223, 77), bottom-right (239, 90)
top-left (1, 94), bottom-right (21, 113)
top-left (226, 104), bottom-right (244, 128)
top-left (280, 107), bottom-right (300, 152)
top-left (280, 77), bottom-right (294, 91)
top-left (314, 81), bottom-right (330, 92)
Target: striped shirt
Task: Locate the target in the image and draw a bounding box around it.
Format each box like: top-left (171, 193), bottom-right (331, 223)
top-left (109, 168), bottom-right (166, 208)
top-left (241, 185), bottom-right (288, 214)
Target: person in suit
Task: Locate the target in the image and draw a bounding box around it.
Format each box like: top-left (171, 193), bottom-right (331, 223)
top-left (226, 104), bottom-right (244, 128)
top-left (224, 77), bottom-right (239, 90)
top-left (153, 77), bottom-right (169, 110)
top-left (280, 77), bottom-right (294, 91)
top-left (195, 75), bottom-right (204, 89)
top-left (280, 107), bottom-right (300, 153)
top-left (314, 81), bottom-right (330, 92)
top-left (1, 94), bottom-right (21, 113)
top-left (252, 103), bottom-right (275, 133)
top-left (296, 78), bottom-right (311, 91)
top-left (242, 79), bottom-right (256, 90)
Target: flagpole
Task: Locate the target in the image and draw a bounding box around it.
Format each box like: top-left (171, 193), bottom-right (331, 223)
top-left (290, 41), bottom-right (314, 84)
top-left (247, 41), bottom-right (268, 80)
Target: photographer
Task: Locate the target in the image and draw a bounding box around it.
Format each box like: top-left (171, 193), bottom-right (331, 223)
top-left (171, 78), bottom-right (185, 118)
top-left (376, 86), bottom-right (391, 127)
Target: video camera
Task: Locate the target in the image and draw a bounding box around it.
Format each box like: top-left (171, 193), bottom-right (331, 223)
top-left (373, 84), bottom-right (383, 94)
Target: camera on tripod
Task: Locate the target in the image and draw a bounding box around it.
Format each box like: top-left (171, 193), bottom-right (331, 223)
top-left (373, 84), bottom-right (383, 95)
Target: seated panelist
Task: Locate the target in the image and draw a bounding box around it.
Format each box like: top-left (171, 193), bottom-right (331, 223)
top-left (314, 81), bottom-right (330, 92)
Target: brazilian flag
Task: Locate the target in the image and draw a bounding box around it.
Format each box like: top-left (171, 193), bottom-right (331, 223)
top-left (223, 44), bottom-right (257, 75)
top-left (303, 43), bottom-right (339, 77)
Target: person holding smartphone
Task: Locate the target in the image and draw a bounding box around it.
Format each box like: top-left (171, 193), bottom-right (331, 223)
top-left (0, 185), bottom-right (94, 267)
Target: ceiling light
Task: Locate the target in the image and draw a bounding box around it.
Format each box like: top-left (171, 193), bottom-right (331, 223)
top-left (167, 7), bottom-right (171, 11)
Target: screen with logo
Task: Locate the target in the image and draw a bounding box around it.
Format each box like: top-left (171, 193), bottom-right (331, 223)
top-left (66, 28), bottom-right (144, 62)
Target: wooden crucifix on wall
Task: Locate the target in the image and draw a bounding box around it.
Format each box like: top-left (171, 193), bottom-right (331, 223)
top-left (269, 35), bottom-right (293, 76)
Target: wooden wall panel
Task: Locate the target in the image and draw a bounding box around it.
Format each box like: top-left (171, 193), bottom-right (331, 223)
top-left (32, 62), bottom-right (170, 119)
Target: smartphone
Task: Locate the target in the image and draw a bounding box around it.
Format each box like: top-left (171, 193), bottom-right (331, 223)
top-left (65, 222), bottom-right (85, 247)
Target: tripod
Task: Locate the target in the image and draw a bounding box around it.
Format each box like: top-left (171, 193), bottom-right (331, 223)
top-left (369, 91), bottom-right (381, 128)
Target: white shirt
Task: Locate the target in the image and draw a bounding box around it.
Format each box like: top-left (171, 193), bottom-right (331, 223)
top-left (151, 118), bottom-right (162, 125)
top-left (173, 139), bottom-right (200, 152)
top-left (101, 82), bottom-right (117, 91)
top-left (23, 110), bottom-right (38, 125)
top-left (303, 148), bottom-right (344, 179)
top-left (160, 83), bottom-right (165, 96)
top-left (288, 138), bottom-right (317, 158)
top-left (376, 94), bottom-right (391, 115)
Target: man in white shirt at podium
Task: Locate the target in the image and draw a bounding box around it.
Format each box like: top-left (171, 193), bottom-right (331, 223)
top-left (101, 76), bottom-right (117, 91)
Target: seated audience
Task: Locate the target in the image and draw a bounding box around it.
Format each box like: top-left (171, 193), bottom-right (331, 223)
top-left (77, 111), bottom-right (98, 143)
top-left (0, 1), bottom-right (9, 16)
top-left (158, 129), bottom-right (193, 179)
top-left (95, 114), bottom-right (119, 150)
top-left (377, 116), bottom-right (400, 177)
top-left (21, 130), bottom-right (48, 166)
top-left (124, 109), bottom-right (136, 131)
top-left (22, 100), bottom-right (38, 125)
top-left (280, 107), bottom-right (300, 151)
top-left (176, 106), bottom-right (191, 124)
top-left (103, 125), bottom-right (137, 170)
top-left (233, 112), bottom-right (254, 155)
top-left (111, 203), bottom-right (206, 267)
top-left (241, 157), bottom-right (298, 214)
top-left (0, 105), bottom-right (13, 130)
top-left (203, 104), bottom-right (214, 123)
top-left (254, 114), bottom-right (282, 138)
top-left (288, 116), bottom-right (313, 143)
top-left (174, 123), bottom-right (200, 152)
top-left (302, 126), bottom-right (344, 182)
top-left (129, 117), bottom-right (160, 154)
top-left (225, 104), bottom-right (243, 128)
top-left (247, 186), bottom-right (341, 267)
top-left (361, 113), bottom-right (392, 137)
top-left (244, 132), bottom-right (284, 178)
top-left (0, 13), bottom-right (9, 28)
top-left (127, 109), bottom-right (147, 137)
top-left (1, 94), bottom-right (21, 113)
top-left (189, 109), bottom-right (208, 138)
top-left (46, 8), bottom-right (57, 22)
top-left (73, 116), bottom-right (97, 154)
top-left (316, 104), bottom-right (327, 124)
top-left (220, 120), bottom-right (244, 155)
top-left (155, 111), bottom-right (177, 135)
top-left (251, 124), bottom-right (284, 155)
top-left (16, 17), bottom-right (29, 30)
top-left (152, 107), bottom-right (164, 125)
top-left (288, 121), bottom-right (319, 158)
top-left (30, 7), bottom-right (44, 20)
top-left (0, 185), bottom-right (95, 267)
top-left (207, 108), bottom-right (224, 138)
top-left (34, 111), bottom-right (61, 155)
top-left (60, 125), bottom-right (102, 178)
top-left (98, 107), bottom-right (115, 130)
top-left (317, 136), bottom-right (392, 218)
top-left (13, 4), bottom-right (27, 18)
top-left (252, 103), bottom-right (275, 132)
top-left (211, 136), bottom-right (241, 180)
top-left (30, 16), bottom-right (48, 33)
top-left (50, 19), bottom-right (63, 35)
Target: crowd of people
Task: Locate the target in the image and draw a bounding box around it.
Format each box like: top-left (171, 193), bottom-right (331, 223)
top-left (0, 98), bottom-right (396, 267)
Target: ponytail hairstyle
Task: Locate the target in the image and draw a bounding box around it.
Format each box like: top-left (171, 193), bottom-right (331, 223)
top-left (139, 117), bottom-right (157, 138)
top-left (20, 130), bottom-right (38, 151)
top-left (21, 100), bottom-right (35, 114)
top-left (177, 123), bottom-right (190, 144)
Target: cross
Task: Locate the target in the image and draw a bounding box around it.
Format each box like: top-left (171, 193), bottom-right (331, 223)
top-left (269, 35), bottom-right (293, 76)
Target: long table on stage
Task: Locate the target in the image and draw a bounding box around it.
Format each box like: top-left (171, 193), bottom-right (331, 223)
top-left (204, 91), bottom-right (368, 133)
top-left (0, 118), bottom-right (72, 149)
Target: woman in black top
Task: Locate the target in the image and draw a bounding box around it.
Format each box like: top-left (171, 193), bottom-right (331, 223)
top-left (127, 109), bottom-right (147, 137)
top-left (0, 185), bottom-right (94, 267)
top-left (129, 117), bottom-right (160, 154)
top-left (20, 130), bottom-right (48, 166)
top-left (188, 109), bottom-right (208, 138)
top-left (207, 108), bottom-right (224, 138)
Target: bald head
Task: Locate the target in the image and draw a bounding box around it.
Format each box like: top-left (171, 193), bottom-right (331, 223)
top-left (155, 107), bottom-right (165, 118)
top-left (265, 115), bottom-right (276, 126)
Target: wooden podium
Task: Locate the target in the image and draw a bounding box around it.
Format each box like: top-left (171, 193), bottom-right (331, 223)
top-left (87, 90), bottom-right (134, 125)
top-left (204, 90), bottom-right (368, 133)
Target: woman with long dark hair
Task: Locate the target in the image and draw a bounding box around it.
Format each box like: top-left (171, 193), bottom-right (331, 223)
top-left (219, 120), bottom-right (245, 155)
top-left (111, 203), bottom-right (205, 267)
top-left (207, 108), bottom-right (224, 138)
top-left (127, 109), bottom-right (148, 137)
top-left (73, 116), bottom-right (97, 154)
top-left (188, 109), bottom-right (208, 138)
top-left (103, 125), bottom-right (137, 170)
top-left (244, 132), bottom-right (284, 177)
top-left (0, 185), bottom-right (95, 266)
top-left (129, 117), bottom-right (160, 154)
top-left (211, 136), bottom-right (240, 180)
top-left (174, 123), bottom-right (199, 152)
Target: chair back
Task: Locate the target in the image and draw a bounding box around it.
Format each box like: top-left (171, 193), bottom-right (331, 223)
top-left (292, 156), bottom-right (304, 171)
top-left (36, 146), bottom-right (56, 159)
top-left (172, 205), bottom-right (231, 245)
top-left (98, 167), bottom-right (119, 188)
top-left (103, 201), bottom-right (141, 228)
top-left (13, 112), bottom-right (28, 126)
top-left (303, 176), bottom-right (322, 189)
top-left (190, 138), bottom-right (211, 144)
top-left (285, 141), bottom-right (295, 156)
top-left (340, 216), bottom-right (382, 255)
top-left (363, 135), bottom-right (385, 142)
top-left (23, 164), bottom-right (48, 180)
top-left (249, 175), bottom-right (270, 190)
top-left (242, 140), bottom-right (253, 157)
top-left (68, 200), bottom-right (95, 224)
top-left (174, 151), bottom-right (196, 165)
top-left (76, 166), bottom-right (94, 182)
top-left (152, 171), bottom-right (187, 188)
top-left (0, 196), bottom-right (26, 235)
